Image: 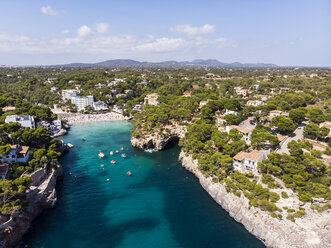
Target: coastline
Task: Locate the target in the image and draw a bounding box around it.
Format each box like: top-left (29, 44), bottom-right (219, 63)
top-left (178, 150), bottom-right (331, 248)
top-left (57, 112), bottom-right (129, 124)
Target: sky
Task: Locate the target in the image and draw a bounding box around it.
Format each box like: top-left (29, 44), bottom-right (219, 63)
top-left (0, 0), bottom-right (330, 66)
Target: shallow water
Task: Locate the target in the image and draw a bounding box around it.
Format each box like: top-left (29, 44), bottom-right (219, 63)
top-left (21, 121), bottom-right (265, 248)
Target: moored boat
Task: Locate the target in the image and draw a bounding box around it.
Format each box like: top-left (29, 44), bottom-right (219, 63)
top-left (98, 151), bottom-right (105, 158)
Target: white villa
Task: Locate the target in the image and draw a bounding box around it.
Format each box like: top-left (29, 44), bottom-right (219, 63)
top-left (93, 101), bottom-right (108, 111)
top-left (144, 93), bottom-right (160, 106)
top-left (62, 89), bottom-right (78, 101)
top-left (246, 100), bottom-right (265, 107)
top-left (226, 125), bottom-right (253, 145)
top-left (5, 115), bottom-right (35, 129)
top-left (269, 110), bottom-right (289, 118)
top-left (233, 150), bottom-right (270, 171)
top-left (225, 109), bottom-right (238, 116)
top-left (0, 145), bottom-right (30, 163)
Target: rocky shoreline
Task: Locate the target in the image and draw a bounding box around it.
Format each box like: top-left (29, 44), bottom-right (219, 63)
top-left (131, 129), bottom-right (331, 248)
top-left (178, 151), bottom-right (331, 248)
top-left (0, 162), bottom-right (63, 248)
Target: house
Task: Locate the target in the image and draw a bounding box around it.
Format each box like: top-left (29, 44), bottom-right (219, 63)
top-left (125, 90), bottom-right (134, 95)
top-left (44, 78), bottom-right (56, 84)
top-left (215, 111), bottom-right (226, 126)
top-left (144, 93), bottom-right (160, 106)
top-left (109, 78), bottom-right (126, 86)
top-left (225, 109), bottom-right (238, 116)
top-left (226, 125), bottom-right (253, 145)
top-left (71, 95), bottom-right (94, 111)
top-left (233, 150), bottom-right (270, 171)
top-left (0, 164), bottom-right (9, 179)
top-left (93, 101), bottom-right (108, 111)
top-left (37, 121), bottom-right (61, 135)
top-left (2, 106), bottom-right (16, 113)
top-left (182, 91), bottom-right (191, 97)
top-left (95, 83), bottom-right (106, 89)
top-left (253, 84), bottom-right (260, 90)
top-left (192, 85), bottom-right (200, 90)
top-left (50, 87), bottom-right (59, 93)
top-left (0, 145), bottom-right (30, 163)
top-left (254, 95), bottom-right (270, 102)
top-left (112, 105), bottom-right (123, 114)
top-left (234, 87), bottom-right (250, 98)
top-left (246, 100), bottom-right (264, 107)
top-left (116, 94), bottom-right (127, 99)
top-left (269, 110), bottom-right (289, 118)
top-left (280, 87), bottom-right (291, 93)
top-left (5, 115), bottom-right (35, 129)
top-left (199, 99), bottom-right (211, 109)
top-left (133, 104), bottom-right (142, 112)
top-left (62, 89), bottom-right (78, 101)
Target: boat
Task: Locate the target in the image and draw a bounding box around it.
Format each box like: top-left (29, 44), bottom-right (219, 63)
top-left (111, 160), bottom-right (116, 164)
top-left (121, 153), bottom-right (127, 158)
top-left (116, 150), bottom-right (119, 153)
top-left (82, 137), bottom-right (86, 141)
top-left (110, 151), bottom-right (114, 156)
top-left (98, 151), bottom-right (105, 158)
top-left (126, 171), bottom-right (132, 176)
top-left (67, 143), bottom-right (74, 148)
top-left (120, 147), bottom-right (124, 151)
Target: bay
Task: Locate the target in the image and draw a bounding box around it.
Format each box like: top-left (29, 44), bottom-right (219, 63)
top-left (21, 121), bottom-right (265, 248)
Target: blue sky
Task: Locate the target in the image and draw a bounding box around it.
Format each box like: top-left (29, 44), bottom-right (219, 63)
top-left (0, 0), bottom-right (330, 66)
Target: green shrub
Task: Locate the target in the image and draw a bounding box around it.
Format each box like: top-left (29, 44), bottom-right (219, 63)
top-left (293, 210), bottom-right (306, 218)
top-left (281, 191), bottom-right (289, 198)
top-left (234, 191), bottom-right (241, 197)
top-left (259, 199), bottom-right (279, 212)
top-left (269, 192), bottom-right (280, 202)
top-left (287, 208), bottom-right (295, 213)
top-left (287, 214), bottom-right (295, 222)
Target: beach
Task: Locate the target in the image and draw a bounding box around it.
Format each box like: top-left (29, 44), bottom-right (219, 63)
top-left (56, 112), bottom-right (128, 124)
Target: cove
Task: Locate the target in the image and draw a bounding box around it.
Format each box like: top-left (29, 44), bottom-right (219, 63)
top-left (20, 121), bottom-right (265, 248)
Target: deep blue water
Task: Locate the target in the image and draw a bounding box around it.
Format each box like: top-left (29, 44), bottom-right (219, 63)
top-left (20, 121), bottom-right (265, 248)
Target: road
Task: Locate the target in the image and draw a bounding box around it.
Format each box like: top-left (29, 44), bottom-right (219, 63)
top-left (276, 121), bottom-right (308, 154)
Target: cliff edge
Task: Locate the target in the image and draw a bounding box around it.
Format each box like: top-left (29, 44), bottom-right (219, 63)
top-left (179, 151), bottom-right (331, 248)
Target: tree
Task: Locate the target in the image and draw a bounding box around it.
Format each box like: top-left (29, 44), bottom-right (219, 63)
top-left (225, 114), bottom-right (240, 125)
top-left (289, 108), bottom-right (306, 124)
top-left (271, 116), bottom-right (296, 134)
top-left (304, 122), bottom-right (330, 140)
top-left (307, 107), bottom-right (326, 124)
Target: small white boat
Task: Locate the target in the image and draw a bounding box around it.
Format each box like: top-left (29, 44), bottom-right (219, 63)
top-left (121, 153), bottom-right (127, 158)
top-left (98, 151), bottom-right (105, 158)
top-left (116, 150), bottom-right (119, 153)
top-left (110, 151), bottom-right (114, 156)
top-left (67, 143), bottom-right (74, 148)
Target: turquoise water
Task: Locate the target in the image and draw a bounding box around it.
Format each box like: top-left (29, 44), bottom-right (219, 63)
top-left (21, 121), bottom-right (265, 248)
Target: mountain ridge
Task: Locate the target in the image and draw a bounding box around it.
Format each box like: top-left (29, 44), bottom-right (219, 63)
top-left (56, 59), bottom-right (278, 68)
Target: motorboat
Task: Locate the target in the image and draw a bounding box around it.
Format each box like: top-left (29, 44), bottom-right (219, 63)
top-left (121, 153), bottom-right (127, 158)
top-left (98, 151), bottom-right (105, 158)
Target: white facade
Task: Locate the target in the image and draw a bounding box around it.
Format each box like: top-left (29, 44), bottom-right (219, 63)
top-left (0, 145), bottom-right (30, 163)
top-left (144, 93), bottom-right (160, 106)
top-left (226, 125), bottom-right (253, 145)
top-left (233, 150), bottom-right (270, 171)
top-left (5, 115), bottom-right (35, 129)
top-left (93, 101), bottom-right (108, 111)
top-left (62, 89), bottom-right (78, 101)
top-left (225, 109), bottom-right (238, 116)
top-left (71, 95), bottom-right (94, 111)
top-left (246, 100), bottom-right (264, 107)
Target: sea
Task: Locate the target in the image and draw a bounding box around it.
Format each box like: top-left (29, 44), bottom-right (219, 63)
top-left (20, 121), bottom-right (265, 248)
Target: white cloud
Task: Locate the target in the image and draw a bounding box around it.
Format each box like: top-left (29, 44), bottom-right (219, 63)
top-left (137, 37), bottom-right (186, 52)
top-left (77, 25), bottom-right (92, 37)
top-left (62, 29), bottom-right (70, 34)
top-left (96, 23), bottom-right (109, 34)
top-left (41, 6), bottom-right (59, 16)
top-left (170, 24), bottom-right (216, 36)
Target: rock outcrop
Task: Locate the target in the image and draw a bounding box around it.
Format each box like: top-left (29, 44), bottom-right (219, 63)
top-left (179, 151), bottom-right (331, 248)
top-left (131, 124), bottom-right (186, 150)
top-left (0, 164), bottom-right (63, 248)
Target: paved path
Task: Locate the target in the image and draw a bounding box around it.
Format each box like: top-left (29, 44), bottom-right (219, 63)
top-left (276, 121), bottom-right (308, 154)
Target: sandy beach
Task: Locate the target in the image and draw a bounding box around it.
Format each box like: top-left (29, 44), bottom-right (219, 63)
top-left (57, 112), bottom-right (129, 124)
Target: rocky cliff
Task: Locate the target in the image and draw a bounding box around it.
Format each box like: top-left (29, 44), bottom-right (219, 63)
top-left (179, 151), bottom-right (331, 248)
top-left (131, 124), bottom-right (186, 150)
top-left (0, 164), bottom-right (63, 248)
